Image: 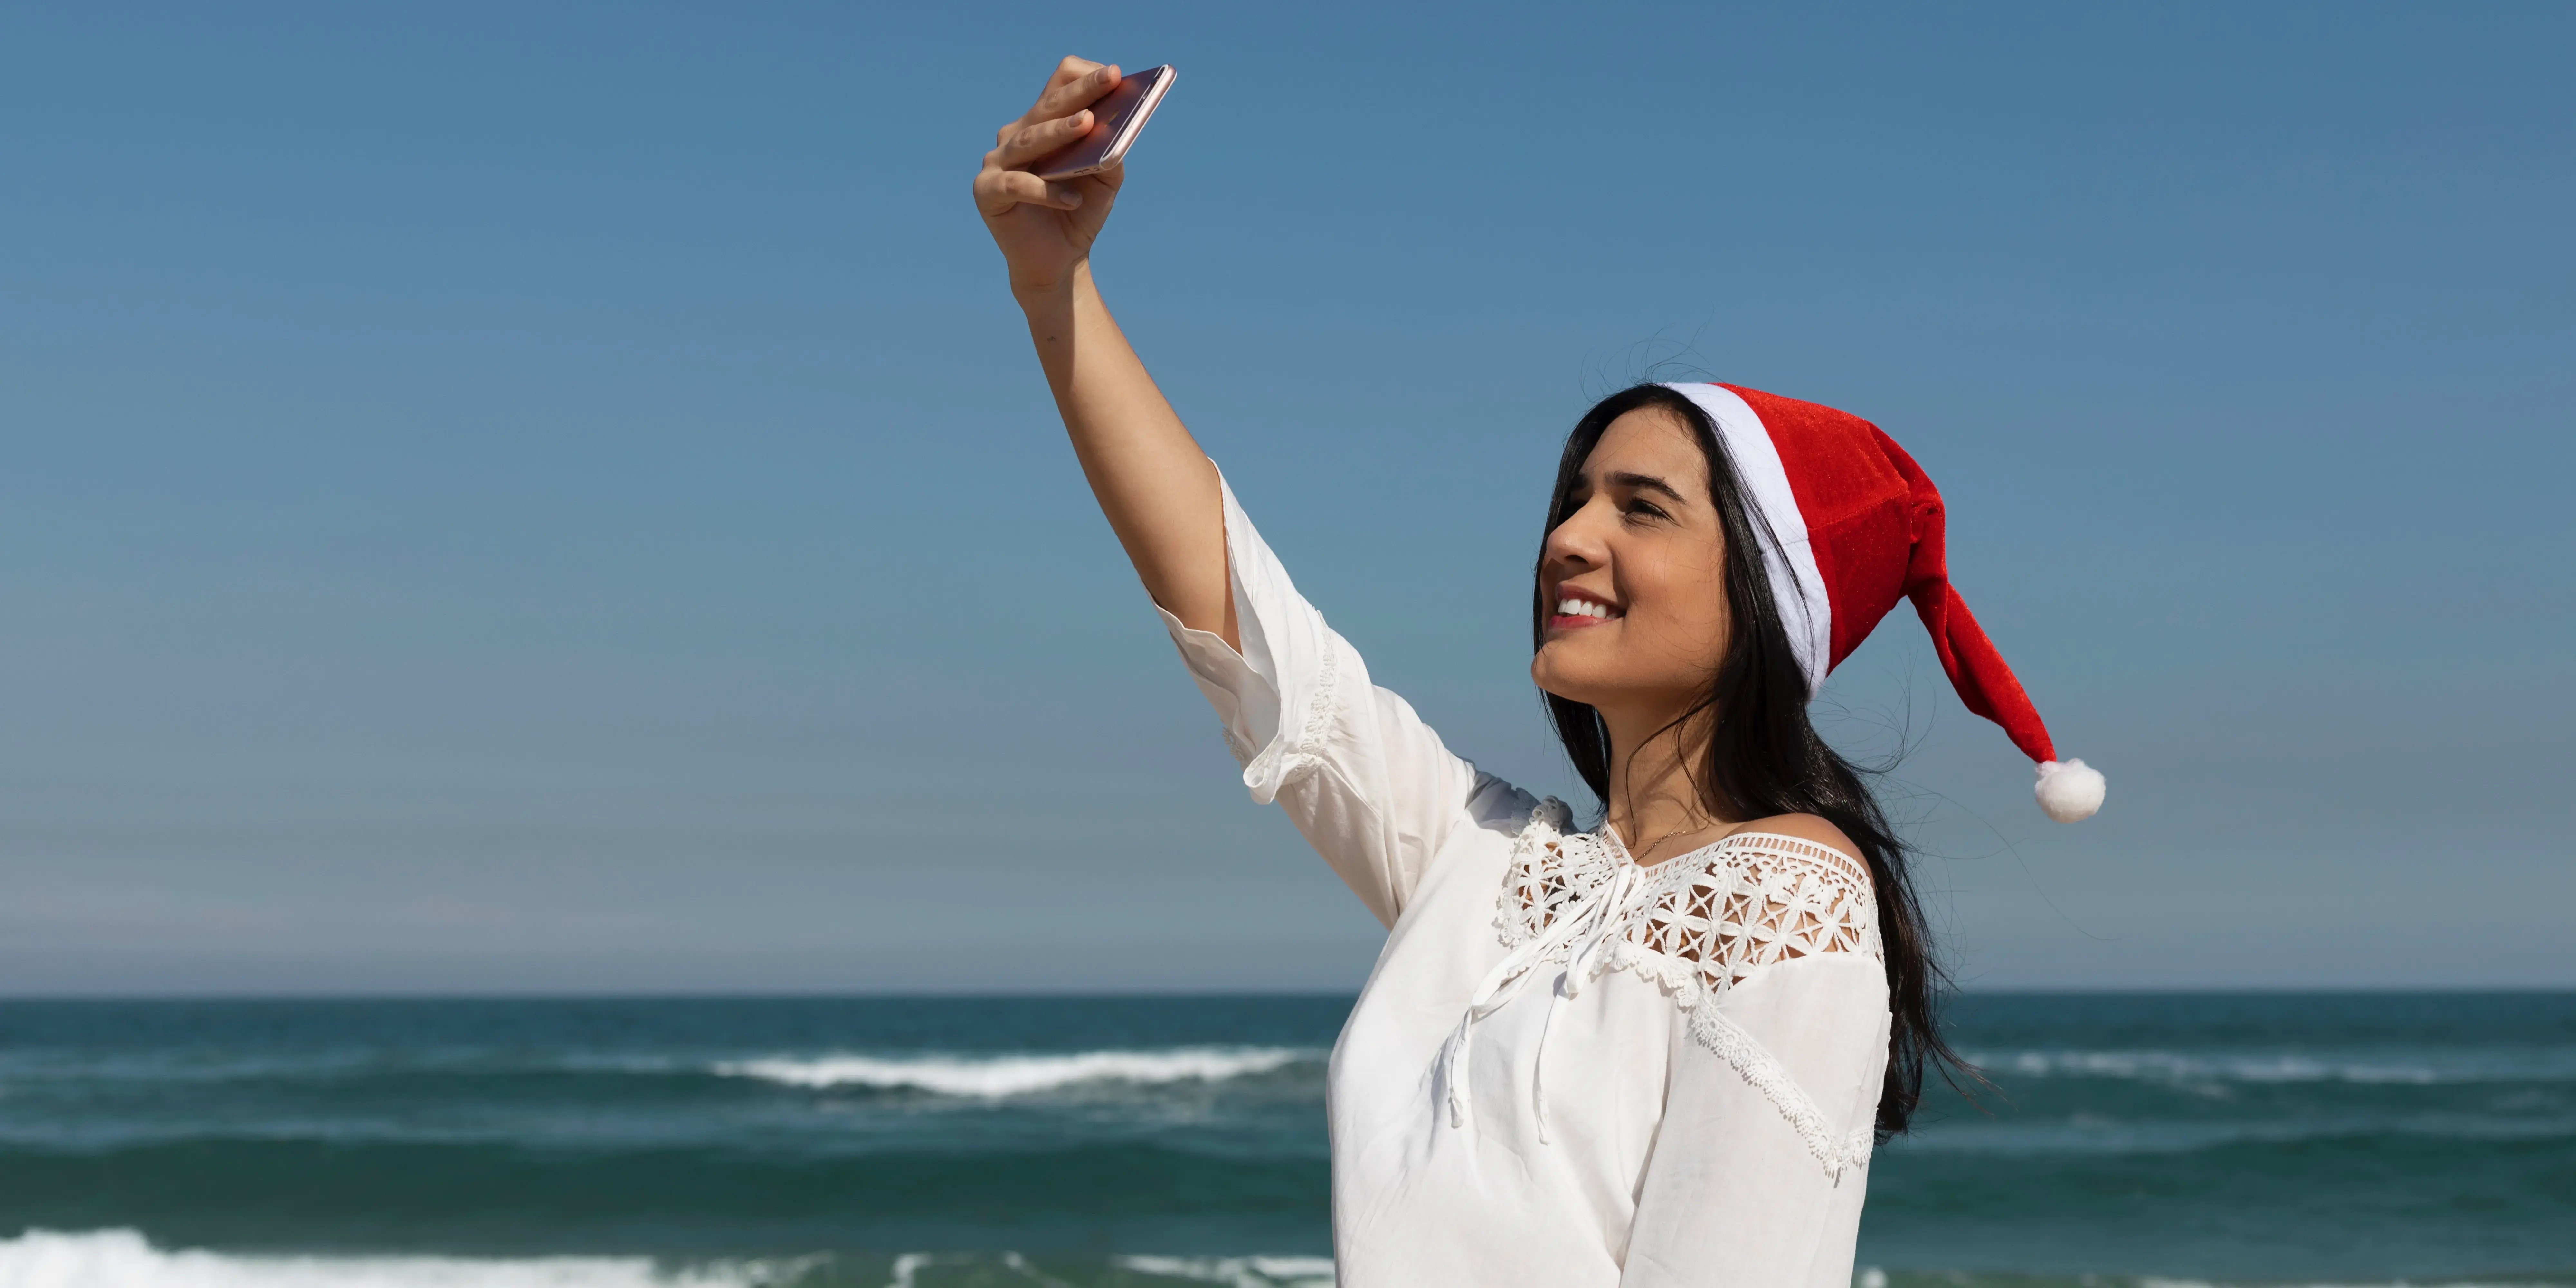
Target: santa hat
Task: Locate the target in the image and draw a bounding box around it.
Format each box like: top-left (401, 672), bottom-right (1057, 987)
top-left (1662, 382), bottom-right (2105, 823)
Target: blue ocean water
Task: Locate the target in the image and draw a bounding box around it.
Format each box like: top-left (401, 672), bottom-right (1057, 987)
top-left (0, 993), bottom-right (2567, 1288)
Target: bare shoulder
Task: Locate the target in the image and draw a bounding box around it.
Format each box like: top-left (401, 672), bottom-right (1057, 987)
top-left (1738, 813), bottom-right (1869, 877)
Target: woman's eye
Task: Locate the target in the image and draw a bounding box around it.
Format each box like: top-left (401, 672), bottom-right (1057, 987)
top-left (1624, 499), bottom-right (1669, 522)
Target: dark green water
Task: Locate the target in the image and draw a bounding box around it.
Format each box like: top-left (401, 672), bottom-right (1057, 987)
top-left (0, 993), bottom-right (2568, 1286)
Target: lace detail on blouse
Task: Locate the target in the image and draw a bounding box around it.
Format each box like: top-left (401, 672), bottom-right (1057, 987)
top-left (1494, 800), bottom-right (1883, 1001)
top-left (1235, 633), bottom-right (1345, 786)
top-left (1291, 639), bottom-right (1343, 770)
top-left (1493, 799), bottom-right (1884, 1176)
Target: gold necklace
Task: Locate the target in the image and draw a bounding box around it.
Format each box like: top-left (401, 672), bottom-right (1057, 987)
top-left (1613, 815), bottom-right (1717, 867)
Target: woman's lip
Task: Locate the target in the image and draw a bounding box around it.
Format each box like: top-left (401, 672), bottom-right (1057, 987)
top-left (1548, 613), bottom-right (1614, 632)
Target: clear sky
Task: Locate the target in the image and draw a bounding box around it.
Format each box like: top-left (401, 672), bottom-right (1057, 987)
top-left (4, 2), bottom-right (2569, 995)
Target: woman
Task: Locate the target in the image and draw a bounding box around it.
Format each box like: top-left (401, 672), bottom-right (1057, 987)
top-left (974, 58), bottom-right (2105, 1288)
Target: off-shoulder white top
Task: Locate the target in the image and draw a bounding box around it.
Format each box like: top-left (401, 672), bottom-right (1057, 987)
top-left (1158, 473), bottom-right (1891, 1288)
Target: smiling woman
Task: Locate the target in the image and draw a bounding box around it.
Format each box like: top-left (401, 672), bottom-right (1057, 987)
top-left (975, 54), bottom-right (2101, 1288)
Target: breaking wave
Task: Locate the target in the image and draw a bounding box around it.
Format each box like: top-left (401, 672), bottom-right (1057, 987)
top-left (1963, 1047), bottom-right (2576, 1087)
top-left (709, 1047), bottom-right (1310, 1097)
top-left (0, 1229), bottom-right (797, 1288)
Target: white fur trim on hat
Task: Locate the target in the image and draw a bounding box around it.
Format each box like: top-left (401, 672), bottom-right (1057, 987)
top-left (1659, 383), bottom-right (1833, 691)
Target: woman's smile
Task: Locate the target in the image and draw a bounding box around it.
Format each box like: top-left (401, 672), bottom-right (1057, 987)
top-left (1548, 589), bottom-right (1622, 633)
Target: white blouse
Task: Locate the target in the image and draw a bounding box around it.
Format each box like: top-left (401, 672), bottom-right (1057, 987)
top-left (1158, 474), bottom-right (1893, 1288)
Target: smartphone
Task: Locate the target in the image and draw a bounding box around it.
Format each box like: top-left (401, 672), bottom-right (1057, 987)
top-left (1035, 64), bottom-right (1176, 181)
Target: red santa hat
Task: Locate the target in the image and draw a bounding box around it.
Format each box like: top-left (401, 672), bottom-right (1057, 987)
top-left (1662, 382), bottom-right (2105, 823)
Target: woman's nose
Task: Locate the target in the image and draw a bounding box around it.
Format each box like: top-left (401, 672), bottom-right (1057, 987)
top-left (1544, 501), bottom-right (1613, 569)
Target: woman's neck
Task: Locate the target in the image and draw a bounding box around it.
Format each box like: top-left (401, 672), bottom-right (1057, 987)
top-left (1597, 703), bottom-right (1743, 864)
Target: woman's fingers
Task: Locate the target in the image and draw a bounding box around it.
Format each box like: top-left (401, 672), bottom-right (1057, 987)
top-left (974, 167), bottom-right (1085, 216)
top-left (994, 61), bottom-right (1112, 144)
top-left (994, 110), bottom-right (1094, 169)
top-left (1041, 55), bottom-right (1105, 93)
top-left (969, 58), bottom-right (1116, 228)
top-left (1024, 62), bottom-right (1121, 129)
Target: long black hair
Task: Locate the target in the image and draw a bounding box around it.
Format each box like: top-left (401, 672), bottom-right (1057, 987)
top-left (1534, 382), bottom-right (1964, 1137)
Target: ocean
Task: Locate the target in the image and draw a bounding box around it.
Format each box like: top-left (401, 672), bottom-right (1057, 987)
top-left (0, 992), bottom-right (2567, 1288)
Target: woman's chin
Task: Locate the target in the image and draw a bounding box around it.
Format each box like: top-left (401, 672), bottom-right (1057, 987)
top-left (1533, 649), bottom-right (1709, 717)
top-left (1530, 658), bottom-right (1612, 709)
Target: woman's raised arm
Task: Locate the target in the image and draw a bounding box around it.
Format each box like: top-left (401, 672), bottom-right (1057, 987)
top-left (977, 63), bottom-right (1511, 924)
top-left (974, 57), bottom-right (1236, 649)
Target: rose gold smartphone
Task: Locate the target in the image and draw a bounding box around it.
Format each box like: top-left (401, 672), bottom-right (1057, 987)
top-left (1035, 64), bottom-right (1176, 181)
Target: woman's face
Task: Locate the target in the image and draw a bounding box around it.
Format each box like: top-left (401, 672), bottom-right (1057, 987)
top-left (1531, 406), bottom-right (1733, 721)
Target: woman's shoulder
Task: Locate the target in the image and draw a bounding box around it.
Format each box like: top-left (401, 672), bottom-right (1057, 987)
top-left (1728, 813), bottom-right (1870, 885)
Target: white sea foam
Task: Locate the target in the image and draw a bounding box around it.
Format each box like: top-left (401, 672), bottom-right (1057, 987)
top-left (0, 1229), bottom-right (803, 1288)
top-left (1964, 1047), bottom-right (2576, 1087)
top-left (1112, 1255), bottom-right (1337, 1288)
top-left (872, 1252), bottom-right (1332, 1288)
top-left (877, 1252), bottom-right (1065, 1288)
top-left (710, 1047), bottom-right (1308, 1097)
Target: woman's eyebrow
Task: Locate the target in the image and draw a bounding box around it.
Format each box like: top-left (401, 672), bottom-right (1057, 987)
top-left (1606, 471), bottom-right (1687, 502)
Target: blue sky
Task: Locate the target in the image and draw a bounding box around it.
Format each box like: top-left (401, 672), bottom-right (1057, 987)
top-left (3, 2), bottom-right (2568, 994)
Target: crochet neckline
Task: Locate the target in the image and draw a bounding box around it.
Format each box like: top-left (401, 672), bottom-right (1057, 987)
top-left (1496, 800), bottom-right (1884, 998)
top-left (1597, 823), bottom-right (1862, 876)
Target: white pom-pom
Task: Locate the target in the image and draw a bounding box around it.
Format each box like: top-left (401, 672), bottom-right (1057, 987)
top-left (2034, 758), bottom-right (2106, 823)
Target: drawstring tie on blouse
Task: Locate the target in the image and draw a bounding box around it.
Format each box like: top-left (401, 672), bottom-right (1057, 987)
top-left (1441, 855), bottom-right (1643, 1144)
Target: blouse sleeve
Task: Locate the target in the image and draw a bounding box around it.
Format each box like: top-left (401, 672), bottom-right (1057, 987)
top-left (1619, 955), bottom-right (1892, 1288)
top-left (1156, 469), bottom-right (1517, 928)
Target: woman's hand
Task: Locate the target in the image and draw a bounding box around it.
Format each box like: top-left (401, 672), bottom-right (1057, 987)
top-left (976, 57), bottom-right (1129, 298)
